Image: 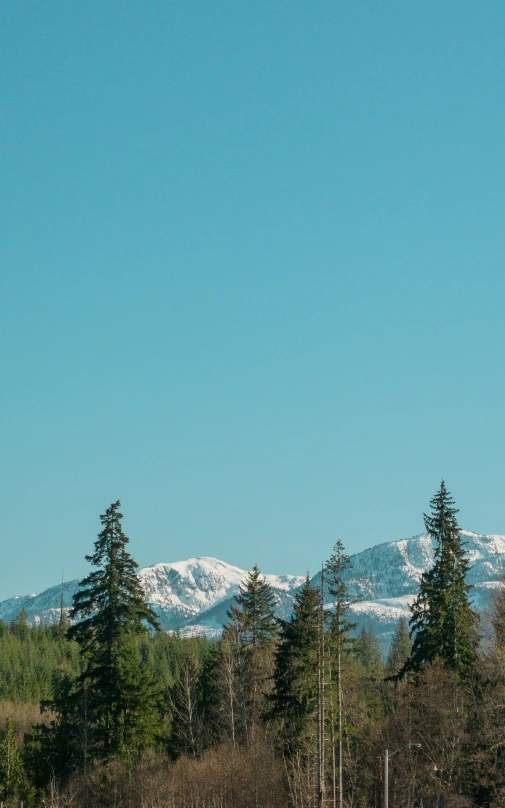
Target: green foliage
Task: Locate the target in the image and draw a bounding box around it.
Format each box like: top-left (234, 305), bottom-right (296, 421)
top-left (0, 718), bottom-right (34, 807)
top-left (23, 634), bottom-right (211, 790)
top-left (406, 481), bottom-right (478, 674)
top-left (0, 620), bottom-right (213, 709)
top-left (24, 672), bottom-right (90, 787)
top-left (492, 578), bottom-right (505, 648)
top-left (0, 621), bottom-right (80, 702)
top-left (386, 617), bottom-right (411, 679)
top-left (230, 564), bottom-right (278, 648)
top-left (354, 627), bottom-right (383, 675)
top-left (220, 565), bottom-right (278, 744)
top-left (325, 540), bottom-right (356, 652)
top-left (68, 501), bottom-right (163, 758)
top-left (10, 609), bottom-right (30, 641)
top-left (324, 541), bottom-right (357, 803)
top-left (1, 488), bottom-right (502, 806)
top-left (269, 577), bottom-right (320, 753)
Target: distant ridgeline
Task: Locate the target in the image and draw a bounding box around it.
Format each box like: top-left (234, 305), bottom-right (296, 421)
top-left (1, 531), bottom-right (504, 652)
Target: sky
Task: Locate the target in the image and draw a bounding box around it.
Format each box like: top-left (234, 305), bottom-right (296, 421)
top-left (1, 1), bottom-right (505, 600)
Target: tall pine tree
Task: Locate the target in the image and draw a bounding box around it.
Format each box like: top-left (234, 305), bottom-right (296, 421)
top-left (491, 575), bottom-right (505, 649)
top-left (231, 564), bottom-right (277, 648)
top-left (221, 565), bottom-right (278, 742)
top-left (0, 718), bottom-right (33, 807)
top-left (386, 617), bottom-right (411, 679)
top-left (325, 540), bottom-right (356, 808)
top-left (69, 501), bottom-right (161, 758)
top-left (404, 481), bottom-right (478, 674)
top-left (269, 576), bottom-right (320, 754)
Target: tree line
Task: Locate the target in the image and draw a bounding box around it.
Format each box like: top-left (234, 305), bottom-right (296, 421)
top-left (1, 483), bottom-right (505, 807)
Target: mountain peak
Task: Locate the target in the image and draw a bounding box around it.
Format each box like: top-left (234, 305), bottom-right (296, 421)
top-left (1, 530), bottom-right (504, 651)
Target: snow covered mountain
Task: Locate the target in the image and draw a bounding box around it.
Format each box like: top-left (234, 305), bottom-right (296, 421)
top-left (138, 558), bottom-right (305, 632)
top-left (318, 530), bottom-right (505, 650)
top-left (0, 557), bottom-right (305, 636)
top-left (1, 531), bottom-right (504, 651)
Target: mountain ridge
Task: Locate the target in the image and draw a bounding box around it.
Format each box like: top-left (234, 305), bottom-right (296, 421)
top-left (1, 530), bottom-right (504, 651)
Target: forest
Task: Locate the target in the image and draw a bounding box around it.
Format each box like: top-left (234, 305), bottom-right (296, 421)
top-left (1, 482), bottom-right (505, 808)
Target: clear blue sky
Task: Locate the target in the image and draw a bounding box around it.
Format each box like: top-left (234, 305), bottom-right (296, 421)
top-left (1, 1), bottom-right (505, 600)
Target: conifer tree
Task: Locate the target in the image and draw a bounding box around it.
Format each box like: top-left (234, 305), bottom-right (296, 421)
top-left (269, 576), bottom-right (320, 754)
top-left (355, 627), bottom-right (382, 674)
top-left (325, 542), bottom-right (356, 654)
top-left (232, 564), bottom-right (277, 648)
top-left (0, 718), bottom-right (33, 806)
top-left (269, 577), bottom-right (323, 807)
top-left (10, 608), bottom-right (30, 640)
top-left (404, 481), bottom-right (478, 674)
top-left (325, 541), bottom-right (356, 808)
top-left (222, 566), bottom-right (278, 742)
top-left (492, 576), bottom-right (505, 648)
top-left (386, 617), bottom-right (411, 679)
top-left (69, 501), bottom-right (161, 757)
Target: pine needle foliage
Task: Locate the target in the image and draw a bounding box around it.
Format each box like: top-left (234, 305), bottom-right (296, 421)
top-left (0, 717), bottom-right (33, 806)
top-left (220, 566), bottom-right (278, 743)
top-left (355, 627), bottom-right (382, 674)
top-left (325, 540), bottom-right (356, 652)
top-left (69, 501), bottom-right (161, 757)
top-left (404, 481), bottom-right (478, 675)
top-left (269, 576), bottom-right (320, 754)
top-left (0, 622), bottom-right (80, 703)
top-left (230, 564), bottom-right (277, 648)
top-left (324, 541), bottom-right (357, 808)
top-left (386, 617), bottom-right (411, 679)
top-left (491, 576), bottom-right (505, 649)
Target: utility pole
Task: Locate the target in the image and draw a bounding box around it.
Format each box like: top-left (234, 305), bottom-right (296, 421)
top-left (317, 564), bottom-right (326, 808)
top-left (384, 749), bottom-right (389, 808)
top-left (384, 743), bottom-right (421, 808)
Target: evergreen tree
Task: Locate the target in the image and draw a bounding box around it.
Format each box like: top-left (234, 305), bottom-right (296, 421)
top-left (355, 627), bottom-right (382, 674)
top-left (404, 481), bottom-right (478, 674)
top-left (325, 542), bottom-right (356, 653)
top-left (386, 617), bottom-right (411, 679)
top-left (25, 672), bottom-right (90, 788)
top-left (10, 609), bottom-right (30, 640)
top-left (231, 564), bottom-right (277, 648)
top-left (220, 565), bottom-right (278, 742)
top-left (492, 576), bottom-right (505, 648)
top-left (69, 501), bottom-right (161, 758)
top-left (325, 540), bottom-right (356, 808)
top-left (269, 576), bottom-right (320, 754)
top-left (0, 718), bottom-right (33, 807)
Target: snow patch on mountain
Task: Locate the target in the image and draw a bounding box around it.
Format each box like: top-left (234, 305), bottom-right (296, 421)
top-left (2, 531), bottom-right (505, 651)
top-left (312, 530), bottom-right (505, 651)
top-left (140, 557), bottom-right (304, 621)
top-left (0, 557), bottom-right (305, 631)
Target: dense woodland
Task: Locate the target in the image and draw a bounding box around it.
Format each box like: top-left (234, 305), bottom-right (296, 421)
top-left (1, 484), bottom-right (505, 807)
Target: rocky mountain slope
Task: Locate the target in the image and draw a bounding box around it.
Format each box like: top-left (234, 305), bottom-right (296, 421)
top-left (1, 531), bottom-right (504, 652)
